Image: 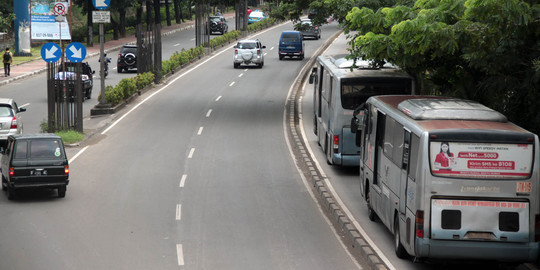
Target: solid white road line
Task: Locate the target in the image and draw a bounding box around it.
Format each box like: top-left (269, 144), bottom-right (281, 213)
top-left (180, 174), bottom-right (187, 187)
top-left (188, 148), bottom-right (195, 158)
top-left (69, 146), bottom-right (89, 163)
top-left (176, 244), bottom-right (184, 265)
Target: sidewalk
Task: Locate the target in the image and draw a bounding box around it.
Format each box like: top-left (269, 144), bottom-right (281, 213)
top-left (0, 18), bottom-right (201, 87)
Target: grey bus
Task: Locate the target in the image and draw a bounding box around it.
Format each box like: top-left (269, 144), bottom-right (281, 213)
top-left (351, 95), bottom-right (540, 262)
top-left (309, 54), bottom-right (413, 166)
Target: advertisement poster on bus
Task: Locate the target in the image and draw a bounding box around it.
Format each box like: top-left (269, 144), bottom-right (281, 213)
top-left (430, 141), bottom-right (533, 179)
top-left (30, 0), bottom-right (71, 40)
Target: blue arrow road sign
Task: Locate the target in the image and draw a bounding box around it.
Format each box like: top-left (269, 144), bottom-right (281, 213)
top-left (41, 42), bottom-right (61, 63)
top-left (66, 42), bottom-right (87, 63)
top-left (93, 0), bottom-right (111, 10)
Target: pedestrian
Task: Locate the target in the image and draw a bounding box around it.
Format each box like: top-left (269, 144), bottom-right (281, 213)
top-left (3, 47), bottom-right (13, 77)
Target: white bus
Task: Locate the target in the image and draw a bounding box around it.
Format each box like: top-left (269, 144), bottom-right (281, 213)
top-left (309, 54), bottom-right (414, 166)
top-left (351, 95), bottom-right (540, 262)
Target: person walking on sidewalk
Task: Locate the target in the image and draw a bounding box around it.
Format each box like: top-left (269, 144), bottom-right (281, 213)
top-left (3, 48), bottom-right (13, 77)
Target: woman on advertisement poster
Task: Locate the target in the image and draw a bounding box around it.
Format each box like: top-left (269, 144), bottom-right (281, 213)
top-left (434, 142), bottom-right (456, 170)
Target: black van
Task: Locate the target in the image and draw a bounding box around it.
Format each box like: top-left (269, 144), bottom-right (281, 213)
top-left (1, 134), bottom-right (69, 200)
top-left (278, 31), bottom-right (305, 60)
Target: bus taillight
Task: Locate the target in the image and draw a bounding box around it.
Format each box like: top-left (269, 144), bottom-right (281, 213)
top-left (415, 210), bottom-right (424, 238)
top-left (333, 135), bottom-right (339, 153)
top-left (535, 215), bottom-right (540, 242)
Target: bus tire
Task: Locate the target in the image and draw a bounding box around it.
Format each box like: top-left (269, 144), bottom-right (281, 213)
top-left (325, 137), bottom-right (332, 165)
top-left (394, 216), bottom-right (407, 259)
top-left (367, 190), bottom-right (377, 221)
top-left (313, 116), bottom-right (317, 135)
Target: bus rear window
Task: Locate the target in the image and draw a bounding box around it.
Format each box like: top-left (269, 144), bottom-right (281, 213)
top-left (430, 141), bottom-right (533, 179)
top-left (341, 78), bottom-right (412, 110)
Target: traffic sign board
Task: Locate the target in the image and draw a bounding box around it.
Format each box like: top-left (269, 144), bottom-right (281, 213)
top-left (54, 2), bottom-right (67, 15)
top-left (92, 11), bottom-right (111, 23)
top-left (66, 42), bottom-right (87, 63)
top-left (41, 43), bottom-right (61, 63)
top-left (92, 0), bottom-right (111, 10)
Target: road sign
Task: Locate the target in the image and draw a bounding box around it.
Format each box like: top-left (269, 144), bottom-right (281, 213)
top-left (41, 42), bottom-right (61, 63)
top-left (92, 11), bottom-right (111, 23)
top-left (66, 42), bottom-right (87, 63)
top-left (92, 0), bottom-right (111, 10)
top-left (54, 2), bottom-right (67, 15)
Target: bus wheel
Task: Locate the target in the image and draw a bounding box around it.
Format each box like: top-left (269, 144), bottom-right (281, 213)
top-left (394, 217), bottom-right (407, 259)
top-left (367, 191), bottom-right (377, 221)
top-left (313, 116), bottom-right (317, 135)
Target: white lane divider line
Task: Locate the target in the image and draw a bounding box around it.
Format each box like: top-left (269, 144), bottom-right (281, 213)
top-left (215, 96), bottom-right (222, 101)
top-left (206, 109), bottom-right (212, 117)
top-left (176, 204), bottom-right (182, 220)
top-left (188, 148), bottom-right (195, 158)
top-left (238, 73), bottom-right (244, 77)
top-left (177, 244), bottom-right (184, 266)
top-left (174, 43), bottom-right (180, 46)
top-left (229, 81), bottom-right (235, 87)
top-left (197, 127), bottom-right (204, 135)
top-left (180, 174), bottom-right (187, 187)
top-left (69, 146), bottom-right (89, 163)
top-left (270, 46), bottom-right (274, 50)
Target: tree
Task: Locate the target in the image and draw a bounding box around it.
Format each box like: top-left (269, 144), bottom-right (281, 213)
top-left (345, 0), bottom-right (540, 134)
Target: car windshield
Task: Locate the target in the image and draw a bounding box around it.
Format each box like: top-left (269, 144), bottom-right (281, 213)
top-left (238, 43), bottom-right (256, 49)
top-left (210, 17), bottom-right (221, 22)
top-left (282, 33), bottom-right (299, 42)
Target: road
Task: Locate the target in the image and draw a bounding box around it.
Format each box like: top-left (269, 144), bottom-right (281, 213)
top-left (0, 16), bottom-right (536, 270)
top-left (0, 21), bottom-right (365, 269)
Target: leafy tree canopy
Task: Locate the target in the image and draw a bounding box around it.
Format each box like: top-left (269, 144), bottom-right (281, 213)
top-left (345, 0), bottom-right (540, 133)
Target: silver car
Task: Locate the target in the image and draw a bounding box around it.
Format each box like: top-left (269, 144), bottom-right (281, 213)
top-left (233, 40), bottom-right (266, 68)
top-left (0, 98), bottom-right (26, 145)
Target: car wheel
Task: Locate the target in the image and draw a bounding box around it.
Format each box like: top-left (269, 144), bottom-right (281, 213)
top-left (300, 53), bottom-right (304, 60)
top-left (260, 61), bottom-right (264, 68)
top-left (124, 53), bottom-right (136, 66)
top-left (6, 186), bottom-right (15, 200)
top-left (58, 186), bottom-right (66, 198)
top-left (86, 89), bottom-right (92, 100)
top-left (117, 67), bottom-right (122, 73)
top-left (233, 63), bottom-right (239, 69)
top-left (279, 55), bottom-right (283, 60)
top-left (1, 175), bottom-right (6, 191)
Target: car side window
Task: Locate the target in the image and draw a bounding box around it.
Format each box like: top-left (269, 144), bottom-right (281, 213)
top-left (14, 141), bottom-right (27, 159)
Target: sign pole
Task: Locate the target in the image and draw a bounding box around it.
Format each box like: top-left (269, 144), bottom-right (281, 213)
top-left (99, 22), bottom-right (105, 105)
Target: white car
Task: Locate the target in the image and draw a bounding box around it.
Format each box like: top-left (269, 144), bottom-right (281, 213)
top-left (0, 98), bottom-right (26, 146)
top-left (233, 40), bottom-right (266, 69)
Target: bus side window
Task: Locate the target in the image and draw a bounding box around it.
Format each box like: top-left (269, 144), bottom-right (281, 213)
top-left (408, 134), bottom-right (420, 182)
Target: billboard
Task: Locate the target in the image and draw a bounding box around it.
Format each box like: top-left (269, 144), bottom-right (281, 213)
top-left (430, 141), bottom-right (533, 179)
top-left (30, 0), bottom-right (71, 40)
